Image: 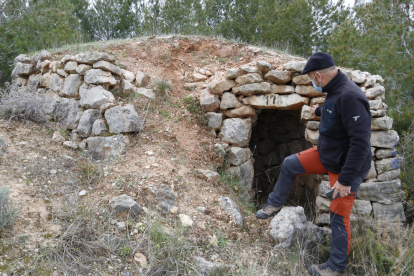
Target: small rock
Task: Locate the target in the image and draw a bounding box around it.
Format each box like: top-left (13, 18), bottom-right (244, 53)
top-left (169, 206), bottom-right (178, 214)
top-left (196, 206), bottom-right (206, 215)
top-left (136, 87), bottom-right (155, 99)
top-left (135, 71), bottom-right (150, 87)
top-left (110, 194), bottom-right (142, 218)
top-left (63, 141), bottom-right (77, 150)
top-left (219, 196), bottom-right (243, 228)
top-left (52, 132), bottom-right (65, 143)
top-left (198, 169), bottom-right (221, 183)
top-left (116, 221), bottom-right (126, 230)
top-left (134, 252), bottom-right (148, 266)
top-left (179, 214), bottom-right (193, 227)
top-left (79, 190), bottom-right (87, 196)
top-left (193, 256), bottom-right (231, 275)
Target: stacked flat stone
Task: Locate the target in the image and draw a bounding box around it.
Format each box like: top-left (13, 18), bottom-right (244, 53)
top-left (201, 60), bottom-right (404, 223)
top-left (10, 51), bottom-right (150, 159)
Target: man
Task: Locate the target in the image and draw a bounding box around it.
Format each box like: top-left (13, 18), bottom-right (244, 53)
top-left (255, 52), bottom-right (372, 276)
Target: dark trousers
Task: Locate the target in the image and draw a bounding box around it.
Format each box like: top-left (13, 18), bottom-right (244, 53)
top-left (267, 147), bottom-right (364, 272)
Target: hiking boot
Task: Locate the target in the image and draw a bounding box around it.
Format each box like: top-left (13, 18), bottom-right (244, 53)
top-left (255, 204), bottom-right (282, 219)
top-left (308, 263), bottom-right (340, 276)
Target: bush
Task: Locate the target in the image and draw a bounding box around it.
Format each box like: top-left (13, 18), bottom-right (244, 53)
top-left (183, 96), bottom-right (208, 125)
top-left (398, 124), bottom-right (414, 223)
top-left (0, 186), bottom-right (23, 231)
top-left (154, 79), bottom-right (172, 98)
top-left (0, 84), bottom-right (48, 123)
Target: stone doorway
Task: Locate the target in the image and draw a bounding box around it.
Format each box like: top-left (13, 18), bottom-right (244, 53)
top-left (249, 109), bottom-right (316, 217)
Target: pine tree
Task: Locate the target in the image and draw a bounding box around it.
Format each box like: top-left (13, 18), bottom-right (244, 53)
top-left (0, 0), bottom-right (82, 84)
top-left (327, 0), bottom-right (414, 132)
top-left (91, 0), bottom-right (135, 40)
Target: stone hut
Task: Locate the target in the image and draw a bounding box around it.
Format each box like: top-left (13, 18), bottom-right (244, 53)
top-left (200, 60), bottom-right (404, 224)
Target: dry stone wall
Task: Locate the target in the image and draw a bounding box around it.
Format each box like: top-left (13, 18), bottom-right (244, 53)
top-left (201, 60), bottom-right (405, 223)
top-left (9, 51), bottom-right (157, 160)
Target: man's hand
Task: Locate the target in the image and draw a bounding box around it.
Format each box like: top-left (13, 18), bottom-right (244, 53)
top-left (310, 104), bottom-right (319, 116)
top-left (332, 181), bottom-right (351, 198)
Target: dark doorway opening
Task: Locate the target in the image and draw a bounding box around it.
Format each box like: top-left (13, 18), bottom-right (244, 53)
top-left (249, 109), bottom-right (316, 218)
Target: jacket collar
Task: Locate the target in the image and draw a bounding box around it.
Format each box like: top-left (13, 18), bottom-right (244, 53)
top-left (322, 69), bottom-right (348, 94)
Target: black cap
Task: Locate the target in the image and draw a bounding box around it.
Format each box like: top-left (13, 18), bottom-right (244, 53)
top-left (301, 52), bottom-right (335, 75)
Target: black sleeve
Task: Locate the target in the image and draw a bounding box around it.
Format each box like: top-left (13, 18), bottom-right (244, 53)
top-left (337, 94), bottom-right (372, 186)
top-left (315, 106), bottom-right (322, 117)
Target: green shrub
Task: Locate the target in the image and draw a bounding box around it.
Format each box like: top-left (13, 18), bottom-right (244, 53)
top-left (398, 124), bottom-right (414, 223)
top-left (183, 96), bottom-right (208, 125)
top-left (0, 186), bottom-right (23, 232)
top-left (154, 79), bottom-right (172, 98)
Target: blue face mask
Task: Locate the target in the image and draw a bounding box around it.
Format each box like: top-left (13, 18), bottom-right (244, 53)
top-left (312, 74), bottom-right (323, 92)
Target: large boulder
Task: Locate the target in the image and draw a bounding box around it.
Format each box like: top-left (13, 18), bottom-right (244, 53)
top-left (64, 61), bottom-right (78, 73)
top-left (376, 148), bottom-right (397, 159)
top-left (50, 73), bottom-right (64, 93)
top-left (226, 158), bottom-right (254, 189)
top-left (86, 134), bottom-right (126, 160)
top-left (135, 71), bottom-right (150, 87)
top-left (372, 202), bottom-right (406, 222)
top-left (54, 98), bottom-right (83, 130)
top-left (269, 206), bottom-right (331, 249)
top-left (375, 156), bottom-right (400, 174)
top-left (370, 130), bottom-right (399, 148)
top-left (371, 116), bottom-right (393, 131)
top-left (352, 200), bottom-right (373, 217)
top-left (62, 74), bottom-right (82, 97)
top-left (11, 62), bottom-right (33, 78)
top-left (92, 118), bottom-right (108, 136)
top-left (193, 257), bottom-right (231, 275)
top-left (110, 194), bottom-right (142, 218)
top-left (235, 73), bottom-right (263, 85)
top-left (36, 89), bottom-right (61, 116)
top-left (76, 64), bottom-right (92, 76)
top-left (292, 75), bottom-right (312, 85)
top-left (219, 196), bottom-right (243, 229)
top-left (84, 69), bottom-right (117, 85)
top-left (256, 61), bottom-right (272, 73)
top-left (219, 118), bottom-right (251, 147)
top-left (105, 104), bottom-right (142, 133)
top-left (295, 86), bottom-right (324, 97)
top-left (283, 60), bottom-right (307, 72)
top-left (377, 168), bottom-right (400, 182)
top-left (93, 60), bottom-right (122, 76)
top-left (228, 147), bottom-right (251, 166)
top-left (224, 106), bottom-right (256, 118)
top-left (148, 184), bottom-right (176, 214)
top-left (232, 82), bottom-right (271, 96)
top-left (271, 84), bottom-right (295, 94)
top-left (75, 52), bottom-right (115, 64)
top-left (365, 85), bottom-right (385, 99)
top-left (242, 93), bottom-right (309, 110)
top-left (220, 92), bottom-right (241, 110)
top-left (200, 91), bottom-right (220, 112)
top-left (80, 86), bottom-right (116, 109)
top-left (264, 70), bottom-right (292, 84)
top-left (209, 79), bottom-right (236, 95)
top-left (77, 109), bottom-right (102, 137)
top-left (357, 180), bottom-right (405, 204)
top-left (206, 112), bottom-right (223, 130)
top-left (122, 69), bottom-right (135, 82)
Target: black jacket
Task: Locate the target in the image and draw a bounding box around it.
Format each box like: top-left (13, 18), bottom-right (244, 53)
top-left (315, 70), bottom-right (371, 186)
